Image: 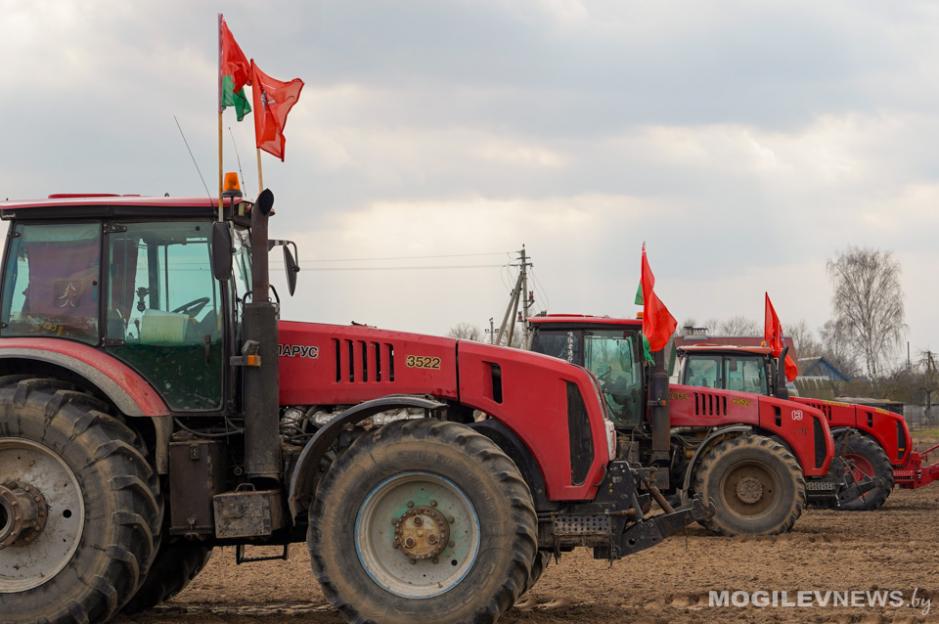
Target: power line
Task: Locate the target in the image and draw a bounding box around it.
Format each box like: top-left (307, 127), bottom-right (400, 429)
top-left (304, 251), bottom-right (510, 263)
top-left (271, 263), bottom-right (506, 272)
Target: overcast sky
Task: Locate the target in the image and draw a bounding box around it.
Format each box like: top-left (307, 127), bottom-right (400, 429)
top-left (2, 1), bottom-right (938, 362)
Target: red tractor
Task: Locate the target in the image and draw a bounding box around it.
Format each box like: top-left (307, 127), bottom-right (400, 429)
top-left (0, 187), bottom-right (707, 624)
top-left (673, 342), bottom-right (939, 510)
top-left (526, 314), bottom-right (872, 536)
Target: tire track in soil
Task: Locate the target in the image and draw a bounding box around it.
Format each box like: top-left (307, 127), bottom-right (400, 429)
top-left (120, 437), bottom-right (939, 624)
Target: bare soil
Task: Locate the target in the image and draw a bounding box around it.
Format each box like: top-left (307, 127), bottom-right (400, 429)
top-left (121, 437), bottom-right (939, 624)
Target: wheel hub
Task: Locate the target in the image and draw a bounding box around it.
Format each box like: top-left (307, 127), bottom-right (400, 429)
top-left (0, 482), bottom-right (49, 549)
top-left (393, 504), bottom-right (451, 561)
top-left (735, 476), bottom-right (765, 504)
top-left (0, 438), bottom-right (85, 593)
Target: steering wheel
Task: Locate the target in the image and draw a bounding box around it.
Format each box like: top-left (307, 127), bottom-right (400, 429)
top-left (172, 297), bottom-right (210, 318)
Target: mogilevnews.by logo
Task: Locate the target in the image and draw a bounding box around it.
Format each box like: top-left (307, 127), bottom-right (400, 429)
top-left (709, 589), bottom-right (931, 616)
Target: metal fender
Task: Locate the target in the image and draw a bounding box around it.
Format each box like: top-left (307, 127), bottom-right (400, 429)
top-left (287, 395), bottom-right (446, 521)
top-left (0, 339), bottom-right (169, 417)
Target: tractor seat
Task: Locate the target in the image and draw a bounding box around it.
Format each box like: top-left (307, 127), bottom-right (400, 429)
top-left (139, 309), bottom-right (193, 345)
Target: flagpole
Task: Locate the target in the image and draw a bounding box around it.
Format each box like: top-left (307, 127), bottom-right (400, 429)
top-left (255, 148), bottom-right (264, 195)
top-left (216, 12), bottom-right (224, 222)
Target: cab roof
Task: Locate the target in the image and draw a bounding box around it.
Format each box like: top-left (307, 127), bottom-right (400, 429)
top-left (0, 195), bottom-right (242, 220)
top-left (678, 344), bottom-right (773, 356)
top-left (528, 314), bottom-right (642, 327)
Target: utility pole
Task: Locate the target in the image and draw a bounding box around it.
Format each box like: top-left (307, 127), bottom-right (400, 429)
top-left (488, 317), bottom-right (495, 344)
top-left (496, 245), bottom-right (535, 348)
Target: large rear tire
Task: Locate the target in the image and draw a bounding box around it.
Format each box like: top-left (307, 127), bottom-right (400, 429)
top-left (693, 434), bottom-right (805, 536)
top-left (122, 538), bottom-right (213, 613)
top-left (308, 419), bottom-right (537, 624)
top-left (838, 432), bottom-right (894, 511)
top-left (0, 376), bottom-right (162, 623)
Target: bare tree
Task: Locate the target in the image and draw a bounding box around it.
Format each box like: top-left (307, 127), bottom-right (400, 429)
top-left (448, 322), bottom-right (482, 341)
top-left (716, 316), bottom-right (760, 337)
top-left (827, 247), bottom-right (905, 378)
top-left (787, 320), bottom-right (822, 359)
top-left (818, 319), bottom-right (860, 378)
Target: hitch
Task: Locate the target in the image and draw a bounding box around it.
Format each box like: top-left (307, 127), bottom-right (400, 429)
top-left (594, 496), bottom-right (713, 560)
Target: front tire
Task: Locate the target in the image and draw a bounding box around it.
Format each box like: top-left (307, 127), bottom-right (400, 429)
top-left (693, 434), bottom-right (805, 536)
top-left (0, 377), bottom-right (162, 623)
top-left (308, 419), bottom-right (537, 624)
top-left (838, 432), bottom-right (894, 511)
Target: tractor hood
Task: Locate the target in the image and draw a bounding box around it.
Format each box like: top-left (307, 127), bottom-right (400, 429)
top-left (277, 320), bottom-right (614, 500)
top-left (668, 383), bottom-right (834, 477)
top-left (791, 397), bottom-right (910, 466)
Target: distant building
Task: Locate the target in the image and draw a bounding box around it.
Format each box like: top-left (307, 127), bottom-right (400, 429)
top-left (798, 356), bottom-right (852, 383)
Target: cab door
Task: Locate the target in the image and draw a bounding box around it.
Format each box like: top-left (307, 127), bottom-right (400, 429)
top-left (104, 221), bottom-right (224, 411)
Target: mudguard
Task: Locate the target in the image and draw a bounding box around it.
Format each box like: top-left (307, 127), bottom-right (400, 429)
top-left (287, 395), bottom-right (446, 520)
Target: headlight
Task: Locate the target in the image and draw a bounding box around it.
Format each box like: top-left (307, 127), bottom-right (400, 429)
top-left (605, 418), bottom-right (617, 458)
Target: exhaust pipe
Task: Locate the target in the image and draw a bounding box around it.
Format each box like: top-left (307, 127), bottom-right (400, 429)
top-left (243, 189), bottom-right (282, 481)
top-left (647, 350), bottom-right (670, 463)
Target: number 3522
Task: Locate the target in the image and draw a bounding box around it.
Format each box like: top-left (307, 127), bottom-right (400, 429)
top-left (406, 355), bottom-right (441, 369)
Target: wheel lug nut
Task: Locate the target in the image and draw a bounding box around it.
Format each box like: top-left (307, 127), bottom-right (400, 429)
top-left (405, 537), bottom-right (416, 548)
top-left (428, 535), bottom-right (437, 545)
top-left (414, 517), bottom-right (423, 527)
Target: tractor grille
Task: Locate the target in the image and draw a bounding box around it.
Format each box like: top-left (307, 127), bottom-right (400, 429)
top-left (693, 391), bottom-right (727, 417)
top-left (803, 400), bottom-right (832, 420)
top-left (333, 339), bottom-right (396, 383)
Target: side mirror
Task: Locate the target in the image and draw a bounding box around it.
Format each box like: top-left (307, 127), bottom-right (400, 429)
top-left (211, 222), bottom-right (233, 280)
top-left (256, 188), bottom-right (274, 216)
top-left (283, 243), bottom-right (300, 296)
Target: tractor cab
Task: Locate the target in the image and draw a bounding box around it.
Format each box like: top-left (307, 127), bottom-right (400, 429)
top-left (529, 315), bottom-right (645, 428)
top-left (0, 190), bottom-right (297, 415)
top-left (674, 345), bottom-right (776, 396)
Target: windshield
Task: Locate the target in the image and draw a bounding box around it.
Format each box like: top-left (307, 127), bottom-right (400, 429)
top-left (582, 330), bottom-right (642, 427)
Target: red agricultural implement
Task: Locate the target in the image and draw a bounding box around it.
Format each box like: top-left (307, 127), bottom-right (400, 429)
top-left (0, 186), bottom-right (708, 624)
top-left (675, 342), bottom-right (939, 509)
top-left (526, 314), bottom-right (850, 536)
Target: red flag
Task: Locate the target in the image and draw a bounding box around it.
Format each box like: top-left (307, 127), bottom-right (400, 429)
top-left (640, 244), bottom-right (677, 352)
top-left (764, 292), bottom-right (798, 382)
top-left (250, 61), bottom-right (304, 161)
top-left (220, 17), bottom-right (252, 119)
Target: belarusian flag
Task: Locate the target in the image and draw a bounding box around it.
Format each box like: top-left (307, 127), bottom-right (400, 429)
top-left (220, 17), bottom-right (251, 121)
top-left (250, 60), bottom-right (304, 161)
top-left (639, 244), bottom-right (677, 354)
top-left (764, 292), bottom-right (799, 382)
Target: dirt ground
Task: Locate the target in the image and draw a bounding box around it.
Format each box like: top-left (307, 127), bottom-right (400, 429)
top-left (121, 436), bottom-right (939, 624)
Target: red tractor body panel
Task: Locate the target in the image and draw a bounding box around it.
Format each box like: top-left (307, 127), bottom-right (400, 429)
top-left (277, 320), bottom-right (610, 501)
top-left (676, 343), bottom-right (939, 489)
top-left (527, 315), bottom-right (834, 477)
top-left (0, 338), bottom-right (170, 416)
top-left (668, 384), bottom-right (833, 477)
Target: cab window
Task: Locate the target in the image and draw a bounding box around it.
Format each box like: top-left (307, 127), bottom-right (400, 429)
top-left (530, 329), bottom-right (583, 365)
top-left (724, 356), bottom-right (767, 394)
top-left (105, 221), bottom-right (223, 411)
top-left (684, 356), bottom-right (721, 388)
top-left (1, 222), bottom-right (101, 344)
top-left (583, 330), bottom-right (642, 427)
